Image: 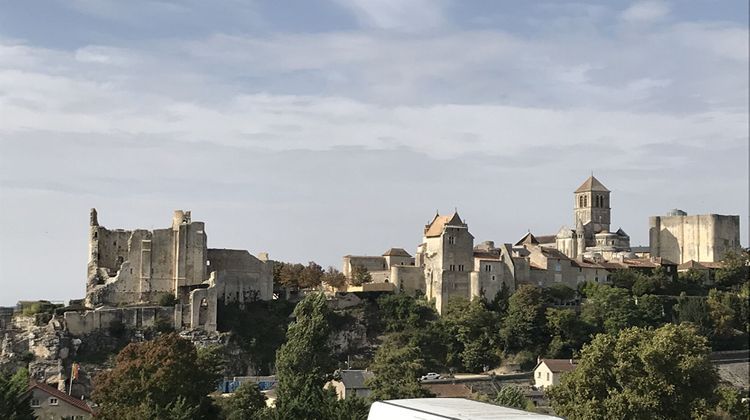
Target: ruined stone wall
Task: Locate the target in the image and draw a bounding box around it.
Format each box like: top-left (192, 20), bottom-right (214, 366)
top-left (64, 306), bottom-right (175, 336)
top-left (342, 256), bottom-right (387, 278)
top-left (208, 249), bottom-right (273, 302)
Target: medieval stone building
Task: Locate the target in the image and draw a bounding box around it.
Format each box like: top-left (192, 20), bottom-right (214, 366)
top-left (649, 210), bottom-right (741, 264)
top-left (71, 209), bottom-right (273, 332)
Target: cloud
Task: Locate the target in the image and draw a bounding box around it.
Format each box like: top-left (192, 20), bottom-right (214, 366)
top-left (620, 0), bottom-right (670, 22)
top-left (332, 0), bottom-right (449, 31)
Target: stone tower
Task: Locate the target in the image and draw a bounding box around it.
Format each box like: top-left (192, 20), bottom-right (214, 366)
top-left (574, 175), bottom-right (611, 234)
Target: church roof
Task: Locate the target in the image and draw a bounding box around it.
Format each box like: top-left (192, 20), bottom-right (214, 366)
top-left (382, 248), bottom-right (412, 257)
top-left (575, 175), bottom-right (610, 193)
top-left (424, 212), bottom-right (465, 237)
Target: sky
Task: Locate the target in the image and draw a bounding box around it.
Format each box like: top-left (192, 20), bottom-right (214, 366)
top-left (0, 0), bottom-right (747, 305)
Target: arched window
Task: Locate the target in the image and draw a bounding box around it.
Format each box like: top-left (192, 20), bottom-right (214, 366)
top-left (583, 195), bottom-right (588, 207)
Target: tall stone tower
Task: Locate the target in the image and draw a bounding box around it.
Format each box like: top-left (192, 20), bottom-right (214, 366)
top-left (574, 175), bottom-right (611, 234)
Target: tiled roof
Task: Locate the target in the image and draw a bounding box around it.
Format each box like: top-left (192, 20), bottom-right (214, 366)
top-left (535, 235), bottom-right (557, 244)
top-left (575, 175), bottom-right (610, 193)
top-left (382, 248), bottom-right (412, 257)
top-left (27, 381), bottom-right (94, 414)
top-left (678, 260), bottom-right (724, 270)
top-left (540, 247), bottom-right (571, 260)
top-left (424, 212), bottom-right (465, 237)
top-left (537, 359), bottom-right (578, 373)
top-left (571, 259), bottom-right (603, 269)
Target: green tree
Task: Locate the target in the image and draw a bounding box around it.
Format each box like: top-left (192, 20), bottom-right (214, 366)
top-left (328, 394), bottom-right (370, 420)
top-left (493, 385), bottom-right (528, 410)
top-left (217, 381), bottom-right (266, 420)
top-left (274, 293), bottom-right (337, 419)
top-left (609, 269), bottom-right (638, 290)
top-left (322, 267), bottom-right (347, 289)
top-left (712, 385), bottom-right (750, 419)
top-left (548, 324), bottom-right (719, 419)
top-left (92, 333), bottom-right (223, 420)
top-left (581, 283), bottom-right (637, 334)
top-left (674, 294), bottom-right (713, 337)
top-left (367, 333), bottom-right (433, 401)
top-left (501, 285), bottom-right (547, 354)
top-left (544, 283), bottom-right (576, 304)
top-left (635, 294), bottom-right (667, 328)
top-left (442, 298), bottom-right (501, 372)
top-left (350, 265), bottom-right (372, 287)
top-left (714, 249), bottom-right (749, 290)
top-left (0, 368), bottom-right (35, 420)
top-left (674, 269), bottom-right (706, 295)
top-left (300, 261), bottom-right (324, 289)
top-left (376, 293), bottom-right (438, 333)
top-left (632, 267), bottom-right (672, 296)
top-left (545, 307), bottom-right (590, 358)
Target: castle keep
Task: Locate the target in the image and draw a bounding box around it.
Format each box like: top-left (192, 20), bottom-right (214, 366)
top-left (68, 209), bottom-right (273, 333)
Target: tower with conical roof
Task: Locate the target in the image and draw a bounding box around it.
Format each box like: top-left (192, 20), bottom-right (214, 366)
top-left (574, 175), bottom-right (611, 234)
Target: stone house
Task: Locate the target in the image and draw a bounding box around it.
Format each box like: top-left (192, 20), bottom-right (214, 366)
top-left (342, 248), bottom-right (414, 285)
top-left (25, 380), bottom-right (95, 420)
top-left (533, 359), bottom-right (577, 389)
top-left (325, 369), bottom-right (374, 399)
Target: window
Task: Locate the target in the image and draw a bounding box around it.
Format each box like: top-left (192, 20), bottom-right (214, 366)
top-left (449, 264), bottom-right (456, 271)
top-left (491, 275), bottom-right (496, 281)
top-left (49, 397), bottom-right (58, 405)
top-left (30, 398), bottom-right (40, 407)
top-left (458, 264), bottom-right (464, 272)
top-left (484, 264), bottom-right (492, 272)
top-left (554, 261), bottom-right (561, 271)
top-left (546, 372), bottom-right (550, 381)
top-left (537, 372), bottom-right (541, 378)
top-left (448, 236), bottom-right (456, 245)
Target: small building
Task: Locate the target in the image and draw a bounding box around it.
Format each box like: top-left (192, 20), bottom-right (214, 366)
top-left (325, 369), bottom-right (374, 399)
top-left (25, 381), bottom-right (95, 420)
top-left (533, 359), bottom-right (577, 389)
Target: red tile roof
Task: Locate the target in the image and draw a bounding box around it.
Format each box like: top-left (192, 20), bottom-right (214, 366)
top-left (424, 212), bottom-right (465, 237)
top-left (27, 380), bottom-right (94, 414)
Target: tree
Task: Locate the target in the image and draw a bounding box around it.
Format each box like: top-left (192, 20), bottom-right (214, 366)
top-left (548, 324), bottom-right (719, 419)
top-left (501, 285), bottom-right (547, 354)
top-left (322, 267), bottom-right (347, 289)
top-left (0, 368), bottom-right (35, 420)
top-left (545, 308), bottom-right (590, 358)
top-left (350, 265), bottom-right (372, 287)
top-left (581, 283), bottom-right (637, 334)
top-left (634, 294), bottom-right (667, 328)
top-left (299, 261), bottom-right (324, 289)
top-left (609, 269), bottom-right (638, 290)
top-left (632, 267), bottom-right (672, 296)
top-left (367, 333), bottom-right (433, 401)
top-left (278, 262), bottom-right (305, 289)
top-left (544, 283), bottom-right (576, 304)
top-left (442, 298), bottom-right (501, 372)
top-left (274, 293), bottom-right (337, 419)
top-left (712, 385), bottom-right (750, 419)
top-left (494, 385), bottom-right (528, 410)
top-left (674, 269), bottom-right (706, 295)
top-left (674, 294), bottom-right (713, 337)
top-left (217, 381), bottom-right (266, 420)
top-left (376, 293), bottom-right (438, 333)
top-left (92, 333), bottom-right (223, 420)
top-left (714, 249), bottom-right (749, 290)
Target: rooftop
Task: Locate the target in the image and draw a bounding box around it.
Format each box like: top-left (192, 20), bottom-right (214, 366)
top-left (574, 175), bottom-right (610, 193)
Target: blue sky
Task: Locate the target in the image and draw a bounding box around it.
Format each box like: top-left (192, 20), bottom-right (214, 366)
top-left (0, 0), bottom-right (747, 304)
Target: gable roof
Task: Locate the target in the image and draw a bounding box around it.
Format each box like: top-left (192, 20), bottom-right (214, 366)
top-left (424, 212), bottom-right (465, 237)
top-left (535, 235), bottom-right (557, 244)
top-left (535, 359), bottom-right (578, 373)
top-left (575, 175), bottom-right (610, 193)
top-left (27, 381), bottom-right (94, 414)
top-left (382, 248), bottom-right (412, 257)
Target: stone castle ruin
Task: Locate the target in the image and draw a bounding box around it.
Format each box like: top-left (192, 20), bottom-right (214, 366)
top-left (65, 209), bottom-right (273, 334)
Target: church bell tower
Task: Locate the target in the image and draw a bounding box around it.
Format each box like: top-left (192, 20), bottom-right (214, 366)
top-left (574, 175), bottom-right (611, 233)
